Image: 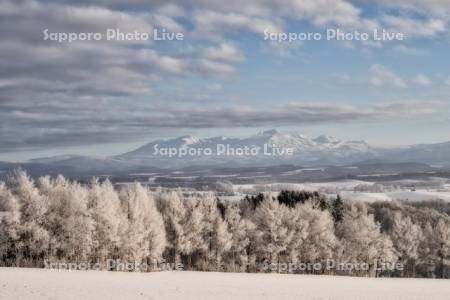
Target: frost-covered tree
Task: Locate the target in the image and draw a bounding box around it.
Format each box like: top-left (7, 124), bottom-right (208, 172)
top-left (155, 191), bottom-right (186, 265)
top-left (2, 175), bottom-right (450, 278)
top-left (119, 183), bottom-right (166, 265)
top-left (434, 219), bottom-right (450, 278)
top-left (296, 203), bottom-right (340, 265)
top-left (215, 180), bottom-right (234, 196)
top-left (6, 170), bottom-right (49, 266)
top-left (0, 182), bottom-right (21, 266)
top-left (40, 175), bottom-right (93, 263)
top-left (88, 179), bottom-right (126, 264)
top-left (252, 194), bottom-right (293, 265)
top-left (198, 194), bottom-right (232, 270)
top-left (224, 203), bottom-right (255, 272)
top-left (283, 204), bottom-right (309, 265)
top-left (390, 212), bottom-right (423, 276)
top-left (337, 203), bottom-right (397, 276)
top-left (182, 199), bottom-right (205, 269)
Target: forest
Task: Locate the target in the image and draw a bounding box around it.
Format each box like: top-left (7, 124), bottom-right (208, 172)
top-left (0, 170), bottom-right (449, 278)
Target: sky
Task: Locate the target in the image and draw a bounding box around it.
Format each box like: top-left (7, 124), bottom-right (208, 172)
top-left (1, 0), bottom-right (450, 161)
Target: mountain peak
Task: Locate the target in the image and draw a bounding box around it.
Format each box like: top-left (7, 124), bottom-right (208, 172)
top-left (117, 130), bottom-right (380, 167)
top-left (177, 135), bottom-right (201, 145)
top-left (313, 135), bottom-right (341, 144)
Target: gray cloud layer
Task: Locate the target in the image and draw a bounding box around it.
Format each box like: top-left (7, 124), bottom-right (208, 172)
top-left (0, 0), bottom-right (448, 153)
top-left (0, 99), bottom-right (441, 152)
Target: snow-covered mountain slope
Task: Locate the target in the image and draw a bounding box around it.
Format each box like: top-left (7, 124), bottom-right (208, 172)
top-left (117, 129), bottom-right (378, 167)
top-left (380, 141), bottom-right (450, 165)
top-left (2, 130), bottom-right (450, 174)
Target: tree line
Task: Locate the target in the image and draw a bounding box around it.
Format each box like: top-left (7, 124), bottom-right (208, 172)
top-left (0, 170), bottom-right (449, 278)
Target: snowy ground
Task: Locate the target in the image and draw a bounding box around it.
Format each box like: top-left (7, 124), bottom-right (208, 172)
top-left (228, 180), bottom-right (450, 203)
top-left (1, 268), bottom-right (449, 300)
top-left (340, 190), bottom-right (450, 202)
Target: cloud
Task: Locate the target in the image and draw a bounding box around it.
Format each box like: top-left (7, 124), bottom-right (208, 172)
top-left (197, 60), bottom-right (235, 75)
top-left (192, 9), bottom-right (283, 36)
top-left (0, 99), bottom-right (441, 152)
top-left (352, 0), bottom-right (450, 18)
top-left (0, 0), bottom-right (253, 99)
top-left (391, 45), bottom-right (429, 56)
top-left (1, 0), bottom-right (449, 154)
top-left (413, 74), bottom-right (433, 87)
top-left (369, 64), bottom-right (406, 88)
top-left (283, 0), bottom-right (369, 29)
top-left (203, 42), bottom-right (245, 62)
top-left (382, 15), bottom-right (446, 38)
top-left (372, 100), bottom-right (442, 116)
top-left (0, 0), bottom-right (177, 98)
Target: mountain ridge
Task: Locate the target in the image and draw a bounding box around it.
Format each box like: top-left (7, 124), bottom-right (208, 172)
top-left (2, 130), bottom-right (450, 174)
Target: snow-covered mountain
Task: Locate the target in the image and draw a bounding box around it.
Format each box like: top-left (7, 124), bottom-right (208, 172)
top-left (2, 130), bottom-right (450, 176)
top-left (116, 129), bottom-right (378, 168)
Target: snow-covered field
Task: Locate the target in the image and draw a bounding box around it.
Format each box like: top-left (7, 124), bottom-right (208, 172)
top-left (229, 179), bottom-right (450, 203)
top-left (1, 268), bottom-right (449, 300)
top-left (341, 190), bottom-right (450, 202)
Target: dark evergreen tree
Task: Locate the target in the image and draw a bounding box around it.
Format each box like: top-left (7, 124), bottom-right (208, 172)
top-left (216, 199), bottom-right (226, 219)
top-left (243, 193), bottom-right (265, 210)
top-left (277, 190), bottom-right (329, 210)
top-left (331, 195), bottom-right (344, 224)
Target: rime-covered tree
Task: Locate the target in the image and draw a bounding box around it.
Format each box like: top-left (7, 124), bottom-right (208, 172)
top-left (119, 183), bottom-right (166, 265)
top-left (434, 219), bottom-right (450, 278)
top-left (337, 203), bottom-right (397, 276)
top-left (182, 199), bottom-right (205, 269)
top-left (40, 175), bottom-right (93, 263)
top-left (1, 174), bottom-right (449, 278)
top-left (6, 170), bottom-right (50, 266)
top-left (155, 191), bottom-right (186, 265)
top-left (390, 212), bottom-right (423, 276)
top-left (224, 203), bottom-right (255, 272)
top-left (296, 203), bottom-right (340, 265)
top-left (88, 179), bottom-right (126, 263)
top-left (252, 194), bottom-right (293, 266)
top-left (0, 182), bottom-right (21, 266)
top-left (198, 194), bottom-right (232, 270)
top-left (283, 204), bottom-right (309, 265)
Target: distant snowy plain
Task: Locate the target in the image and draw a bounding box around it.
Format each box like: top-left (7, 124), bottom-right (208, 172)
top-left (0, 268), bottom-right (449, 300)
top-left (227, 180), bottom-right (450, 203)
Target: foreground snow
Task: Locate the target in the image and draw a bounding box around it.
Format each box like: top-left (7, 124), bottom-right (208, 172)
top-left (1, 268), bottom-right (449, 300)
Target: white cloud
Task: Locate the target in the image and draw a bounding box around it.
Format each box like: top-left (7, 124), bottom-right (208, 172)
top-left (193, 9), bottom-right (283, 36)
top-left (392, 45), bottom-right (429, 56)
top-left (382, 15), bottom-right (446, 37)
top-left (198, 60), bottom-right (235, 75)
top-left (203, 42), bottom-right (245, 62)
top-left (352, 0), bottom-right (450, 18)
top-left (283, 0), bottom-right (367, 28)
top-left (369, 64), bottom-right (406, 88)
top-left (413, 74), bottom-right (433, 87)
top-left (156, 56), bottom-right (188, 74)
